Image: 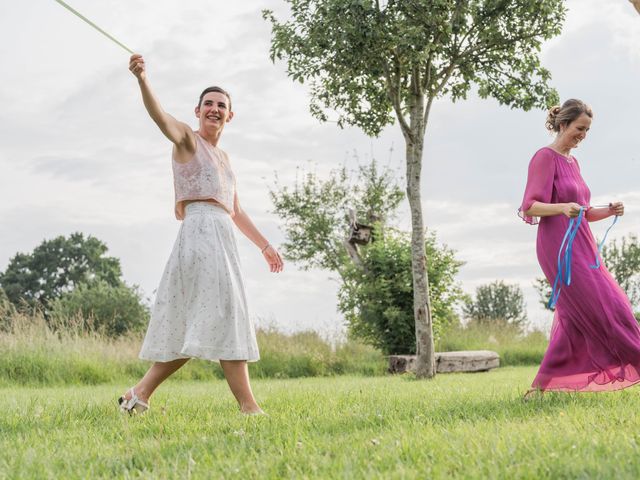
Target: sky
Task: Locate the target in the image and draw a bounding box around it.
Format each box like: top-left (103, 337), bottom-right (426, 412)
top-left (1, 0), bottom-right (639, 337)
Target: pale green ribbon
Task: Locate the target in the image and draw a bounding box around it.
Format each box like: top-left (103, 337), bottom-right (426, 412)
top-left (53, 0), bottom-right (134, 54)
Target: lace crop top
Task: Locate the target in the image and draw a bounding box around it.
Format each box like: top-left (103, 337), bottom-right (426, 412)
top-left (172, 132), bottom-right (236, 220)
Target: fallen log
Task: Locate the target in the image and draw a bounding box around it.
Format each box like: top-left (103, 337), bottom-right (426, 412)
top-left (388, 350), bottom-right (500, 374)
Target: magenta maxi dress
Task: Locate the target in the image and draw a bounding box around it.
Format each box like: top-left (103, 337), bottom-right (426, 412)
top-left (520, 147), bottom-right (640, 392)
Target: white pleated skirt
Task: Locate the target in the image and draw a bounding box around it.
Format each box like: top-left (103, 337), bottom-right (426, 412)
top-left (139, 202), bottom-right (260, 362)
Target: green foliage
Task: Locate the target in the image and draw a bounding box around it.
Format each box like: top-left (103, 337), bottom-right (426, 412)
top-left (265, 0), bottom-right (565, 368)
top-left (264, 0), bottom-right (564, 136)
top-left (601, 234), bottom-right (640, 307)
top-left (464, 280), bottom-right (527, 330)
top-left (0, 232), bottom-right (122, 310)
top-left (535, 234), bottom-right (640, 310)
top-left (339, 229), bottom-right (465, 354)
top-left (49, 280), bottom-right (149, 337)
top-left (0, 287), bottom-right (15, 332)
top-left (270, 160), bottom-right (404, 272)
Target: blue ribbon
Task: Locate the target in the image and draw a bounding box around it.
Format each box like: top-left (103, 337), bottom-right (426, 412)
top-left (590, 215), bottom-right (619, 269)
top-left (548, 207), bottom-right (585, 310)
top-left (548, 207), bottom-right (620, 309)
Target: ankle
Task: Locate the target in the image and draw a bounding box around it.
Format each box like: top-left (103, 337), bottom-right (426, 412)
top-left (124, 385), bottom-right (150, 403)
top-left (239, 401), bottom-right (262, 414)
top-left (134, 386), bottom-right (150, 402)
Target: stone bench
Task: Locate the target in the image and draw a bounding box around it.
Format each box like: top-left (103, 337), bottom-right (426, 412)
top-left (388, 350), bottom-right (500, 374)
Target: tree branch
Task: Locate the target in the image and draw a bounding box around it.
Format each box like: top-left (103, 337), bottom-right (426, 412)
top-left (382, 54), bottom-right (413, 140)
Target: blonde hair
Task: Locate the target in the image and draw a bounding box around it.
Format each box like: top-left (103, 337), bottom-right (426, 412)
top-left (545, 99), bottom-right (593, 132)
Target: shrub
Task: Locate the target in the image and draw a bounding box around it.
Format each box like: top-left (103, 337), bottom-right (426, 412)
top-left (464, 280), bottom-right (527, 332)
top-left (49, 280), bottom-right (149, 337)
top-left (339, 229), bottom-right (465, 355)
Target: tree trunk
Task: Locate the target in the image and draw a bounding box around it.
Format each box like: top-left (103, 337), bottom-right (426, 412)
top-left (403, 93), bottom-right (436, 379)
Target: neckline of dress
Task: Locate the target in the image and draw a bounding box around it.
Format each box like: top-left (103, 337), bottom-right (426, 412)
top-left (544, 146), bottom-right (574, 163)
top-left (195, 131), bottom-right (220, 150)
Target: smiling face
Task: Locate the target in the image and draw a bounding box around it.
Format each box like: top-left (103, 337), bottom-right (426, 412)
top-left (195, 92), bottom-right (233, 131)
top-left (559, 113), bottom-right (592, 149)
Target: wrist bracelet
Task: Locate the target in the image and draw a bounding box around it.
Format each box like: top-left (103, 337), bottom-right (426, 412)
top-left (261, 244), bottom-right (271, 253)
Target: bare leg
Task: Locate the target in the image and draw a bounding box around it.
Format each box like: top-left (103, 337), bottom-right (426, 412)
top-left (122, 358), bottom-right (190, 404)
top-left (220, 360), bottom-right (263, 414)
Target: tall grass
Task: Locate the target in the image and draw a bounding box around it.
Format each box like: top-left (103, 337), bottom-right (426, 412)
top-left (437, 322), bottom-right (548, 366)
top-left (0, 308), bottom-right (386, 387)
top-left (0, 298), bottom-right (550, 387)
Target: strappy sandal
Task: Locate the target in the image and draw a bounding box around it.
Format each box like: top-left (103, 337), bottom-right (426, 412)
top-left (118, 388), bottom-right (149, 415)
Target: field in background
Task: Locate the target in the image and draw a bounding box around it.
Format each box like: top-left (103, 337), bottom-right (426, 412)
top-left (0, 310), bottom-right (549, 387)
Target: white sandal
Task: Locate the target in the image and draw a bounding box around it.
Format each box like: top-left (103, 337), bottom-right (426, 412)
top-left (118, 388), bottom-right (149, 415)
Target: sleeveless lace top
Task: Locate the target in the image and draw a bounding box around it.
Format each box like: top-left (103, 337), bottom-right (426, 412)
top-left (172, 132), bottom-right (236, 220)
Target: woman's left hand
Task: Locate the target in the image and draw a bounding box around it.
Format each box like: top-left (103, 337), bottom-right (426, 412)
top-left (262, 245), bottom-right (284, 273)
top-left (610, 202), bottom-right (625, 216)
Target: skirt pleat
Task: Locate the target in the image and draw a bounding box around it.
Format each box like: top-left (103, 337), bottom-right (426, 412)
top-left (139, 202), bottom-right (259, 362)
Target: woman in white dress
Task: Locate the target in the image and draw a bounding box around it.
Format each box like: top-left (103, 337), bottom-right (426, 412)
top-left (118, 54), bottom-right (283, 415)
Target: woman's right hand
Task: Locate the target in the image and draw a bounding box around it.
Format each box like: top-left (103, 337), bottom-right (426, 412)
top-left (561, 202), bottom-right (583, 218)
top-left (129, 54), bottom-right (146, 81)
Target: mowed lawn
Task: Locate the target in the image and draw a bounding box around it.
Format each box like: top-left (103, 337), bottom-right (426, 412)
top-left (2, 367), bottom-right (640, 479)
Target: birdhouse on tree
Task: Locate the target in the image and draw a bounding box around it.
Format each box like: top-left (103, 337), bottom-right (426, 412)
top-left (349, 222), bottom-right (373, 245)
top-left (347, 207), bottom-right (376, 246)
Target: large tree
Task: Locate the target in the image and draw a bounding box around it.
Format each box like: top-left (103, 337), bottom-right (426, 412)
top-left (0, 232), bottom-right (122, 310)
top-left (264, 0), bottom-right (564, 377)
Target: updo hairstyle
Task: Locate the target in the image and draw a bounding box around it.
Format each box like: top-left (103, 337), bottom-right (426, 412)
top-left (545, 99), bottom-right (593, 133)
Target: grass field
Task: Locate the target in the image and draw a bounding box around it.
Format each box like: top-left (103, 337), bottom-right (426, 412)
top-left (3, 367), bottom-right (640, 479)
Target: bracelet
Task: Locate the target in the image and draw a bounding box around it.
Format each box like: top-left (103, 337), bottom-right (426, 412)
top-left (261, 243), bottom-right (271, 253)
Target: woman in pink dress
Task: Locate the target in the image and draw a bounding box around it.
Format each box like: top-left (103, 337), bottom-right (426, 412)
top-left (520, 99), bottom-right (640, 392)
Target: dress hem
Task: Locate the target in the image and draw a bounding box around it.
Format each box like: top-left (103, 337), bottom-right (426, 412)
top-left (139, 347), bottom-right (260, 364)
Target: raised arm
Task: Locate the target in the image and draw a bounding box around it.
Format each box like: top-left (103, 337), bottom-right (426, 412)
top-left (129, 54), bottom-right (194, 150)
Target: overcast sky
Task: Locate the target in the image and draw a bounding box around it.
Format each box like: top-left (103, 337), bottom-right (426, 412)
top-left (1, 0), bottom-right (639, 337)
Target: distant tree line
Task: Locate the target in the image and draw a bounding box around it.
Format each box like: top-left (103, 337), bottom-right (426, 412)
top-left (0, 232), bottom-right (148, 336)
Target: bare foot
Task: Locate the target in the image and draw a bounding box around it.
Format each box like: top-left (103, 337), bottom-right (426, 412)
top-left (240, 403), bottom-right (266, 415)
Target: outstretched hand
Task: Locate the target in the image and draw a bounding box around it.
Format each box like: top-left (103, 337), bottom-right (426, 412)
top-left (129, 54), bottom-right (146, 81)
top-left (262, 245), bottom-right (284, 273)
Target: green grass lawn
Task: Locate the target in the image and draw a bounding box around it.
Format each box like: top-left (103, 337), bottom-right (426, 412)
top-left (2, 367), bottom-right (640, 479)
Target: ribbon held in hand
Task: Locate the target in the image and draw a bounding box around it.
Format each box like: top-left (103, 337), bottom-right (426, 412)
top-left (548, 205), bottom-right (620, 309)
top-left (590, 214), bottom-right (619, 269)
top-left (548, 207), bottom-right (585, 309)
top-left (53, 0), bottom-right (134, 54)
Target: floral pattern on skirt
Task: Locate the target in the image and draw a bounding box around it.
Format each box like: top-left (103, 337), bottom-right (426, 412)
top-left (139, 202), bottom-right (260, 362)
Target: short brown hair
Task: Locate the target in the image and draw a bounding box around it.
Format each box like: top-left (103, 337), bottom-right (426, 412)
top-left (545, 99), bottom-right (592, 132)
top-left (198, 86), bottom-right (232, 111)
